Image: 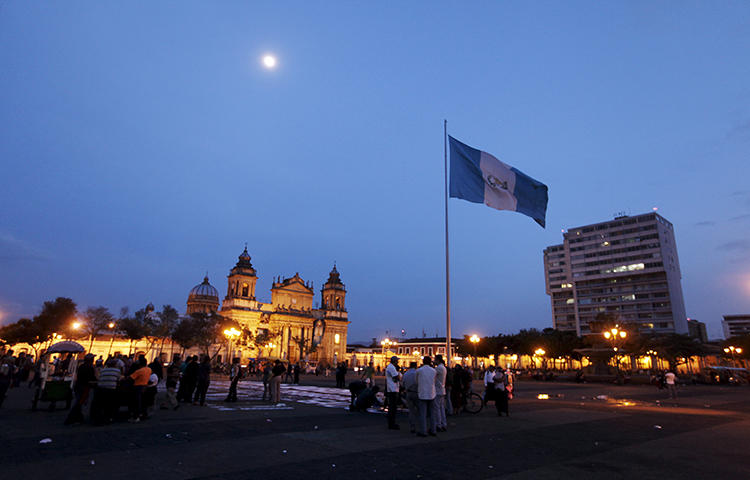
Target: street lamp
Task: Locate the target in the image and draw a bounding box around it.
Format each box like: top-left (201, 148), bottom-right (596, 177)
top-left (67, 320), bottom-right (82, 341)
top-left (264, 342), bottom-right (277, 357)
top-left (380, 338), bottom-right (397, 369)
top-left (723, 346), bottom-right (743, 367)
top-left (224, 327), bottom-right (241, 363)
top-left (603, 326), bottom-right (627, 372)
top-left (469, 335), bottom-right (480, 367)
top-left (646, 349), bottom-right (658, 370)
top-left (107, 322), bottom-right (117, 356)
top-left (534, 348), bottom-right (546, 368)
top-left (380, 338), bottom-right (396, 352)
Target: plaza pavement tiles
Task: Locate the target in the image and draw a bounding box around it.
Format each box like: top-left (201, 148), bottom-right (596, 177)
top-left (205, 380), bottom-right (354, 409)
top-left (0, 381), bottom-right (748, 479)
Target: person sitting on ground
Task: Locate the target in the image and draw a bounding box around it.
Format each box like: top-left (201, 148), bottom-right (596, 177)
top-left (351, 385), bottom-right (381, 412)
top-left (348, 379), bottom-right (367, 407)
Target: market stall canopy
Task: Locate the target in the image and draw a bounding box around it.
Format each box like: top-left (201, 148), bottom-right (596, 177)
top-left (47, 341), bottom-right (85, 354)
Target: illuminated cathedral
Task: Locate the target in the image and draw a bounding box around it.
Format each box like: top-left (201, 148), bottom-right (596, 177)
top-left (186, 247), bottom-right (348, 365)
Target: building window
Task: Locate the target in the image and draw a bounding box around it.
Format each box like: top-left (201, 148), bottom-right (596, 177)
top-left (242, 283), bottom-right (249, 297)
top-left (334, 333), bottom-right (340, 345)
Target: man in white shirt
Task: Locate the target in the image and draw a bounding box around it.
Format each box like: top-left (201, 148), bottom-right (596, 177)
top-left (434, 355), bottom-right (448, 432)
top-left (416, 356), bottom-right (437, 437)
top-left (483, 366), bottom-right (496, 406)
top-left (664, 370), bottom-right (677, 399)
top-left (385, 356), bottom-right (401, 430)
top-left (401, 362), bottom-right (419, 433)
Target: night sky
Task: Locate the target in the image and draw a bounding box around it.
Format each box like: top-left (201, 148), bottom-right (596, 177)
top-left (1, 2), bottom-right (749, 342)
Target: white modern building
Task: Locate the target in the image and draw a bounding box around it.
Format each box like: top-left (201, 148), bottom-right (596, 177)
top-left (544, 212), bottom-right (688, 336)
top-left (722, 314), bottom-right (750, 338)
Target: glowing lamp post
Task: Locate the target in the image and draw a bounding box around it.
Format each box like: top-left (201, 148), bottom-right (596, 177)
top-left (380, 338), bottom-right (397, 369)
top-left (381, 337), bottom-right (396, 357)
top-left (264, 342), bottom-right (277, 358)
top-left (534, 348), bottom-right (546, 368)
top-left (224, 327), bottom-right (241, 363)
top-left (469, 335), bottom-right (480, 367)
top-left (603, 326), bottom-right (627, 372)
top-left (723, 346), bottom-right (743, 367)
top-left (68, 320), bottom-right (82, 340)
top-left (646, 349), bottom-right (658, 370)
top-left (107, 322), bottom-right (117, 356)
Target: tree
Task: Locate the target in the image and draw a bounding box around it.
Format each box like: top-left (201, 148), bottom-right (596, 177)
top-left (292, 331), bottom-right (318, 361)
top-left (0, 318), bottom-right (43, 356)
top-left (156, 305), bottom-right (180, 355)
top-left (172, 316), bottom-right (199, 352)
top-left (33, 297), bottom-right (78, 342)
top-left (171, 313), bottom-right (237, 359)
top-left (250, 328), bottom-right (281, 357)
top-left (82, 306), bottom-right (115, 351)
top-left (654, 334), bottom-right (705, 371)
top-left (118, 313), bottom-right (147, 355)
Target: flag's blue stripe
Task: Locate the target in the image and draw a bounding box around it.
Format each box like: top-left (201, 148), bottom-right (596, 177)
top-left (511, 167), bottom-right (548, 228)
top-left (448, 136), bottom-right (484, 204)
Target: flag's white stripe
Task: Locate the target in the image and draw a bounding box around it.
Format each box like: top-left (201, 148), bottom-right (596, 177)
top-left (479, 151), bottom-right (518, 212)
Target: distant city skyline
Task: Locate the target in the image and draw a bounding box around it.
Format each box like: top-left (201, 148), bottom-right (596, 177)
top-left (1, 2), bottom-right (749, 341)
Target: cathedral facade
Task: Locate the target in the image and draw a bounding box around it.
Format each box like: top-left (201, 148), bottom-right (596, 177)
top-left (186, 247), bottom-right (349, 365)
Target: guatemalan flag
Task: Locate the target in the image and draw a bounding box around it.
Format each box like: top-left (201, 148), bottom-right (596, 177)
top-left (449, 136), bottom-right (548, 228)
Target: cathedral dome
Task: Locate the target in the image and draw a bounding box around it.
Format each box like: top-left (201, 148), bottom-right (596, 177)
top-left (189, 276), bottom-right (219, 299)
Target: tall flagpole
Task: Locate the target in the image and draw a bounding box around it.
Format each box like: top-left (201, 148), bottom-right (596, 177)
top-left (444, 119), bottom-right (452, 367)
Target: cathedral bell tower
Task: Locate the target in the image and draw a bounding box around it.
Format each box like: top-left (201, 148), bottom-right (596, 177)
top-left (225, 246), bottom-right (258, 302)
top-left (321, 264), bottom-right (346, 313)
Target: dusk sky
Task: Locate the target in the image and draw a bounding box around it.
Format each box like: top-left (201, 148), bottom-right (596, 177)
top-left (1, 2), bottom-right (749, 342)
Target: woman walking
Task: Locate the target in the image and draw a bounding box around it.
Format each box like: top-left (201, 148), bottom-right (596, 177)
top-left (493, 368), bottom-right (509, 416)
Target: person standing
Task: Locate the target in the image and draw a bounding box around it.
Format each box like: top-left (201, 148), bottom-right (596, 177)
top-left (402, 361), bottom-right (419, 433)
top-left (91, 358), bottom-right (122, 424)
top-left (433, 355), bottom-right (448, 432)
top-left (128, 357), bottom-right (152, 422)
top-left (65, 354), bottom-right (97, 425)
top-left (361, 362), bottom-right (375, 386)
top-left (180, 356), bottom-right (199, 403)
top-left (261, 361), bottom-right (272, 401)
top-left (450, 365), bottom-right (465, 415)
top-left (225, 358), bottom-right (242, 402)
top-left (284, 362), bottom-right (294, 383)
top-left (416, 356), bottom-right (437, 437)
top-left (148, 356), bottom-right (164, 383)
top-left (665, 369), bottom-right (677, 399)
top-left (0, 354), bottom-right (15, 408)
top-left (270, 360), bottom-right (286, 403)
top-left (483, 366), bottom-right (496, 405)
top-left (193, 355), bottom-right (211, 406)
top-left (493, 368), bottom-right (509, 416)
top-left (161, 354), bottom-right (181, 410)
top-left (385, 356), bottom-right (401, 430)
top-left (293, 362), bottom-right (301, 385)
top-left (335, 363), bottom-right (343, 388)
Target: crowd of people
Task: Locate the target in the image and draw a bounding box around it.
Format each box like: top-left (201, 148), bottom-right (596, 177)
top-left (347, 355), bottom-right (513, 437)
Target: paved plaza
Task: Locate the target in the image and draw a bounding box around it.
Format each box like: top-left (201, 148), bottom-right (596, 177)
top-left (1, 377), bottom-right (749, 479)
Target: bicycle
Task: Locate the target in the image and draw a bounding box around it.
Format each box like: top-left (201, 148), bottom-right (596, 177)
top-left (462, 389), bottom-right (483, 414)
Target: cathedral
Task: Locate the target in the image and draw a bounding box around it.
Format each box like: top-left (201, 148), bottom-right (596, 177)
top-left (186, 247), bottom-right (348, 365)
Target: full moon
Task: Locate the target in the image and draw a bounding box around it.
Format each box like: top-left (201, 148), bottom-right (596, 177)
top-left (262, 54), bottom-right (277, 69)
